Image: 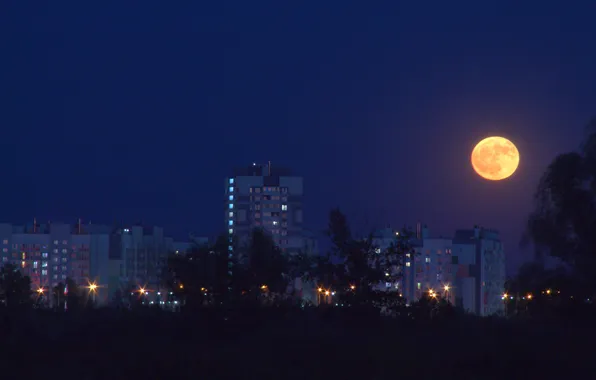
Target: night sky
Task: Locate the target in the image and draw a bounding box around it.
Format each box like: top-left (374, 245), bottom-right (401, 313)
top-left (2, 2), bottom-right (596, 274)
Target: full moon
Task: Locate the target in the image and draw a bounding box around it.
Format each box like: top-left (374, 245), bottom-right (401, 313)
top-left (471, 136), bottom-right (520, 181)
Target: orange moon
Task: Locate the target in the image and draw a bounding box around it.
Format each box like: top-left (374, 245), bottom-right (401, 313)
top-left (471, 136), bottom-right (519, 180)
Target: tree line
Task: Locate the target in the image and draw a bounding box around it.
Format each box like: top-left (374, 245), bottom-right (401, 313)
top-left (164, 208), bottom-right (417, 311)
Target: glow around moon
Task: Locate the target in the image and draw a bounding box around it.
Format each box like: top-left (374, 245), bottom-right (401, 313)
top-left (471, 136), bottom-right (520, 181)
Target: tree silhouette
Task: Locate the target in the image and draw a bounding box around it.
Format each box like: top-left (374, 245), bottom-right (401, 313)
top-left (53, 282), bottom-right (65, 310)
top-left (525, 118), bottom-right (596, 287)
top-left (165, 235), bottom-right (235, 308)
top-left (0, 264), bottom-right (32, 309)
top-left (65, 278), bottom-right (82, 311)
top-left (325, 208), bottom-right (410, 304)
top-left (244, 228), bottom-right (288, 295)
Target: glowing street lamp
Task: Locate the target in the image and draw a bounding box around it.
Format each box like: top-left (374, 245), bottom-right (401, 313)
top-left (87, 282), bottom-right (98, 303)
top-left (37, 287), bottom-right (44, 295)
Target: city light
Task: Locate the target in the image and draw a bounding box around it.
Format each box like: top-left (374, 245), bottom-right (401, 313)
top-left (502, 293), bottom-right (508, 300)
top-left (443, 285), bottom-right (450, 292)
top-left (527, 293), bottom-right (533, 300)
top-left (325, 291), bottom-right (330, 296)
top-left (88, 283), bottom-right (97, 292)
top-left (350, 285), bottom-right (355, 290)
top-left (37, 287), bottom-right (44, 294)
top-left (318, 288), bottom-right (323, 293)
top-left (546, 289), bottom-right (551, 295)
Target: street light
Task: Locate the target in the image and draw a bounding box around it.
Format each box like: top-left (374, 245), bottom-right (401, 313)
top-left (87, 283), bottom-right (98, 304)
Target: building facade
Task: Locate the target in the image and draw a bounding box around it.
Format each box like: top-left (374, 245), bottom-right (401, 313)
top-left (106, 225), bottom-right (197, 301)
top-left (452, 227), bottom-right (506, 316)
top-left (0, 221), bottom-right (195, 306)
top-left (371, 224), bottom-right (505, 315)
top-left (0, 221), bottom-right (110, 304)
top-left (226, 162), bottom-right (305, 254)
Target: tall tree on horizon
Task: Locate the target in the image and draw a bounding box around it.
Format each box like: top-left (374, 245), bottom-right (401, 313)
top-left (525, 118), bottom-right (596, 288)
top-left (244, 228), bottom-right (289, 295)
top-left (325, 208), bottom-right (409, 300)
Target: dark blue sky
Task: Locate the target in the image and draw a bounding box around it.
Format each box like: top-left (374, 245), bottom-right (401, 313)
top-left (2, 2), bottom-right (595, 273)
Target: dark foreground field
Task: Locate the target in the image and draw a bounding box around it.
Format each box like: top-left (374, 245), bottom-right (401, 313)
top-left (1, 307), bottom-right (594, 379)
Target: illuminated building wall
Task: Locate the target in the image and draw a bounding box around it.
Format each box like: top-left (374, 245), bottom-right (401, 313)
top-left (411, 237), bottom-right (456, 303)
top-left (452, 227), bottom-right (506, 316)
top-left (0, 222), bottom-right (111, 304)
top-left (107, 226), bottom-right (184, 298)
top-left (226, 162), bottom-right (306, 258)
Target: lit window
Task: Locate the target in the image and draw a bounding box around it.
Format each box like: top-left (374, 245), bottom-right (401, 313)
top-left (281, 205), bottom-right (287, 211)
top-left (42, 262), bottom-right (48, 267)
top-left (374, 248), bottom-right (381, 254)
top-left (228, 203), bottom-right (233, 209)
top-left (229, 195), bottom-right (234, 201)
top-left (53, 249), bottom-right (58, 253)
top-left (229, 186), bottom-right (234, 193)
top-left (2, 248), bottom-right (6, 253)
top-left (62, 249), bottom-right (67, 253)
top-left (228, 220), bottom-right (233, 226)
top-left (33, 261), bottom-right (38, 269)
top-left (228, 229), bottom-right (233, 234)
top-left (425, 257), bottom-right (431, 263)
top-left (2, 239), bottom-right (7, 244)
top-left (41, 269), bottom-right (47, 276)
top-left (53, 240), bottom-right (58, 245)
top-left (62, 240), bottom-right (67, 244)
top-left (417, 282), bottom-right (421, 290)
top-left (228, 245), bottom-right (233, 251)
top-left (229, 178), bottom-right (234, 184)
top-left (406, 262), bottom-right (411, 267)
top-left (229, 212), bottom-right (234, 218)
top-left (42, 252), bottom-right (48, 258)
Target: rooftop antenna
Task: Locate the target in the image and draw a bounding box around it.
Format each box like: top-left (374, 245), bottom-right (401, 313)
top-left (78, 218), bottom-right (82, 234)
top-left (33, 217), bottom-right (37, 233)
top-left (268, 161), bottom-right (271, 176)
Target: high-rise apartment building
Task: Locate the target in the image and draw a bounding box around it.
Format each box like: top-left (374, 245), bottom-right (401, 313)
top-left (452, 227), bottom-right (506, 316)
top-left (226, 162), bottom-right (305, 254)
